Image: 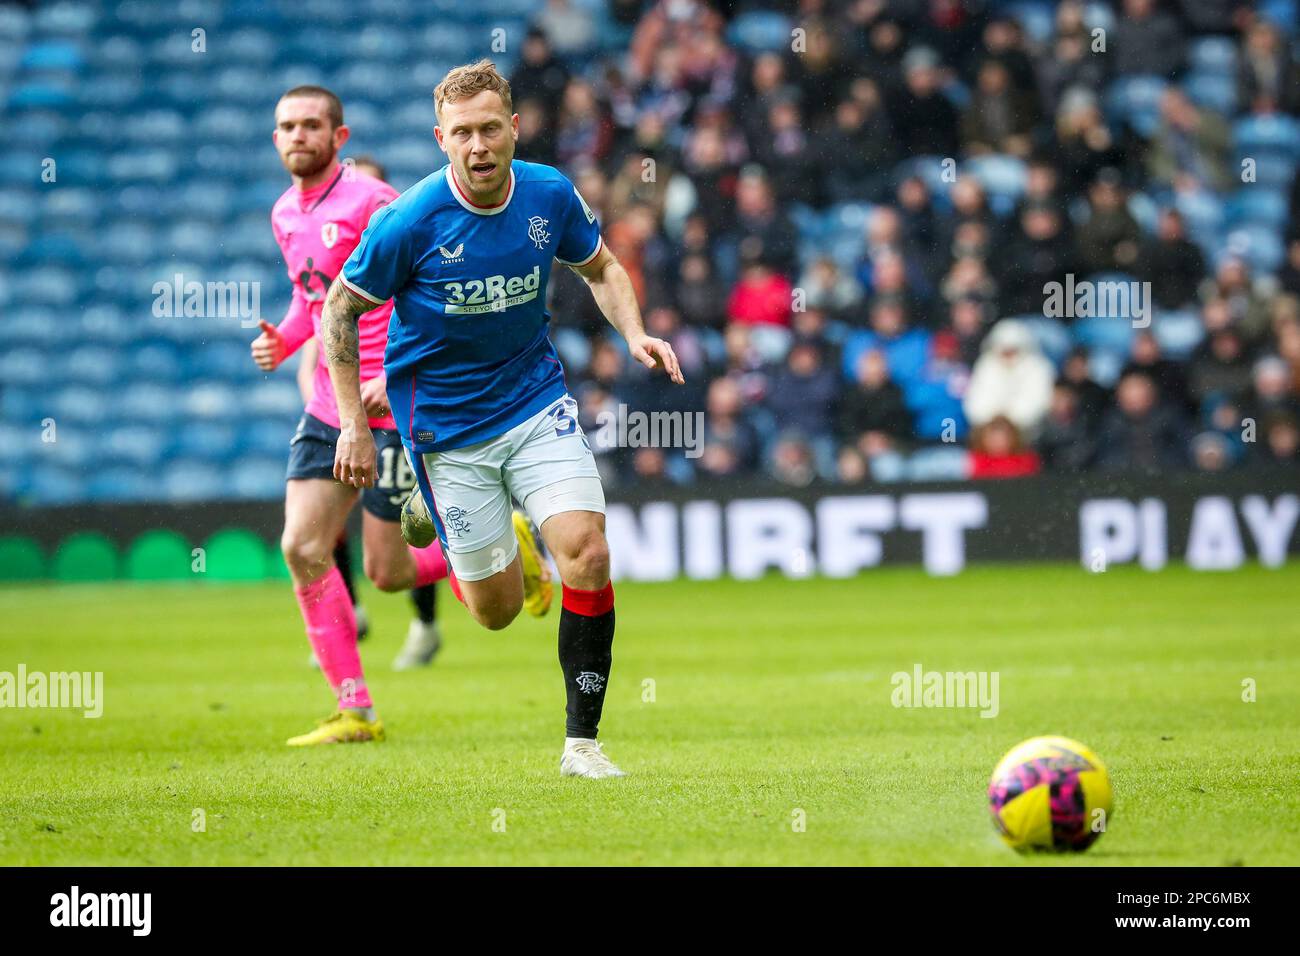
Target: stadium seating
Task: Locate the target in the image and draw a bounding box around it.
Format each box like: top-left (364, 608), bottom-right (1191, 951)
top-left (2, 0), bottom-right (1296, 504)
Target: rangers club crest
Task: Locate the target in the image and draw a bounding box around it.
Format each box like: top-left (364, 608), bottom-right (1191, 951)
top-left (575, 671), bottom-right (605, 694)
top-left (527, 216), bottom-right (550, 250)
top-left (320, 222), bottom-right (339, 248)
top-left (442, 506), bottom-right (472, 537)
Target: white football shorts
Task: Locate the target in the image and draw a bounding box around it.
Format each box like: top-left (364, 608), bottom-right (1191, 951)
top-left (413, 394), bottom-right (605, 581)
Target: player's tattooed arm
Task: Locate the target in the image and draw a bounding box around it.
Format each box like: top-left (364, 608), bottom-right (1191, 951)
top-left (321, 278), bottom-right (366, 369)
top-left (321, 277), bottom-right (379, 488)
top-left (572, 242), bottom-right (685, 385)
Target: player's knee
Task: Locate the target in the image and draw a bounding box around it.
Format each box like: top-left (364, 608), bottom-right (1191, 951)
top-left (281, 531), bottom-right (330, 577)
top-left (470, 597), bottom-right (521, 631)
top-left (363, 555), bottom-right (404, 593)
top-left (564, 531), bottom-right (610, 588)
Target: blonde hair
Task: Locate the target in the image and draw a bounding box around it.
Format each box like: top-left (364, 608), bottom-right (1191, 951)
top-left (434, 59), bottom-right (513, 119)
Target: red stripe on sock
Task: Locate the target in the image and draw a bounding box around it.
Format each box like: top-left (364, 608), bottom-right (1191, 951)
top-left (562, 581), bottom-right (615, 617)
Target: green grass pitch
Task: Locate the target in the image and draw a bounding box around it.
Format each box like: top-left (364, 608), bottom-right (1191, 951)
top-left (1, 563), bottom-right (1297, 866)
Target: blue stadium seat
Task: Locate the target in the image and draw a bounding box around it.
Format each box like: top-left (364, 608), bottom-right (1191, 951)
top-left (131, 342), bottom-right (186, 383)
top-left (168, 421), bottom-right (241, 463)
top-left (193, 105), bottom-right (263, 143)
top-left (88, 34), bottom-right (144, 71)
top-left (15, 234), bottom-right (87, 267)
top-left (225, 27), bottom-right (277, 63)
top-left (1073, 313), bottom-right (1137, 357)
top-left (41, 187), bottom-right (100, 225)
top-left (102, 425), bottom-right (169, 468)
top-left (160, 460), bottom-right (228, 502)
top-left (727, 11), bottom-right (794, 53)
top-left (355, 24), bottom-right (412, 60)
top-left (1221, 225), bottom-right (1285, 274)
top-left (7, 77), bottom-right (77, 109)
top-left (16, 266), bottom-right (78, 306)
top-left (96, 223), bottom-right (159, 264)
top-left (20, 40), bottom-right (84, 71)
top-left (1088, 349), bottom-right (1126, 388)
top-left (0, 348), bottom-right (47, 387)
top-left (1225, 188), bottom-right (1289, 228)
top-left (106, 148), bottom-right (180, 184)
top-left (0, 151), bottom-right (45, 185)
top-left (1003, 2), bottom-right (1054, 44)
top-left (22, 466), bottom-right (87, 506)
top-left (1105, 75), bottom-right (1168, 137)
top-left (1175, 189), bottom-right (1227, 248)
top-left (62, 346), bottom-right (123, 387)
top-left (10, 109), bottom-right (71, 149)
top-left (0, 386), bottom-right (47, 426)
top-left (0, 188), bottom-right (39, 224)
top-left (168, 219), bottom-right (223, 264)
top-left (1188, 37), bottom-right (1238, 76)
top-left (1184, 72), bottom-right (1236, 116)
top-left (1151, 309), bottom-right (1205, 360)
top-left (50, 386), bottom-right (112, 427)
top-left (183, 382), bottom-right (243, 420)
top-left (1234, 114), bottom-right (1300, 156)
top-left (228, 459), bottom-right (288, 500)
top-left (906, 446), bottom-right (970, 482)
top-left (0, 307), bottom-right (62, 347)
top-left (119, 382), bottom-right (187, 423)
top-left (120, 109), bottom-right (188, 144)
top-left (80, 305), bottom-right (136, 345)
top-left (963, 155), bottom-right (1027, 216)
top-left (1259, 0), bottom-right (1297, 33)
top-left (76, 73), bottom-right (142, 109)
top-left (896, 156), bottom-right (953, 203)
top-left (33, 2), bottom-right (97, 35)
top-left (244, 420), bottom-right (297, 458)
top-left (245, 380), bottom-right (309, 418)
top-left (1082, 2), bottom-right (1115, 34)
top-left (86, 467), bottom-right (156, 502)
top-left (1013, 315), bottom-right (1073, 367)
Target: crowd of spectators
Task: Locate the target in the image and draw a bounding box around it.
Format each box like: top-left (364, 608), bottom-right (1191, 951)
top-left (512, 0), bottom-right (1300, 486)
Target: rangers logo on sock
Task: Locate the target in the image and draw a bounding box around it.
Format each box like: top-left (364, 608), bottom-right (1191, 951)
top-left (575, 671), bottom-right (605, 694)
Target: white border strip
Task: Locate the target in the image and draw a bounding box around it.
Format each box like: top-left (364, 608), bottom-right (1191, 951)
top-left (339, 272), bottom-right (386, 305)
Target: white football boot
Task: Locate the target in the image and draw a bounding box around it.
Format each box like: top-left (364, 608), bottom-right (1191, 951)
top-left (560, 738), bottom-right (627, 778)
top-left (392, 619), bottom-right (443, 670)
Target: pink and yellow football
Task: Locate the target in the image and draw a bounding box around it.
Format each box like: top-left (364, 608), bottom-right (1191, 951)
top-left (988, 736), bottom-right (1113, 852)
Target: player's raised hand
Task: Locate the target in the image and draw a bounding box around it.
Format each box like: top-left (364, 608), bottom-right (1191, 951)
top-left (334, 420), bottom-right (379, 488)
top-left (359, 375), bottom-right (391, 418)
top-left (250, 320), bottom-right (287, 371)
top-left (629, 333), bottom-right (685, 385)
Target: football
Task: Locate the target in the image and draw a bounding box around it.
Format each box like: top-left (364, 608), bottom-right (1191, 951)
top-left (988, 736), bottom-right (1113, 853)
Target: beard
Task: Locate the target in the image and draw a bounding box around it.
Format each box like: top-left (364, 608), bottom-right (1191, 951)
top-left (283, 145), bottom-right (334, 179)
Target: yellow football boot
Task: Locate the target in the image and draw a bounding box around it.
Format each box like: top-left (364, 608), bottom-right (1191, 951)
top-left (512, 510), bottom-right (553, 617)
top-left (286, 709), bottom-right (385, 746)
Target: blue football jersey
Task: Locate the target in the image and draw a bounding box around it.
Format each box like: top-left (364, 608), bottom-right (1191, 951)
top-left (340, 158), bottom-right (602, 452)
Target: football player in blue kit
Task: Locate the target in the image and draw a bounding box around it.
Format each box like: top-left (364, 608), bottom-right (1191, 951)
top-left (321, 59), bottom-right (684, 778)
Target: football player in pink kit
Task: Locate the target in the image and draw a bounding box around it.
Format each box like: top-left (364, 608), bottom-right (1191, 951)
top-left (251, 86), bottom-right (450, 746)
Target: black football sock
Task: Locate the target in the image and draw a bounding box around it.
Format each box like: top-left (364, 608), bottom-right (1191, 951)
top-left (332, 536), bottom-right (357, 605)
top-left (558, 582), bottom-right (615, 740)
top-left (410, 584), bottom-right (437, 624)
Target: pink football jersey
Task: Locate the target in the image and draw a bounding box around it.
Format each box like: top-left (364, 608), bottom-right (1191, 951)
top-left (270, 165), bottom-right (398, 429)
